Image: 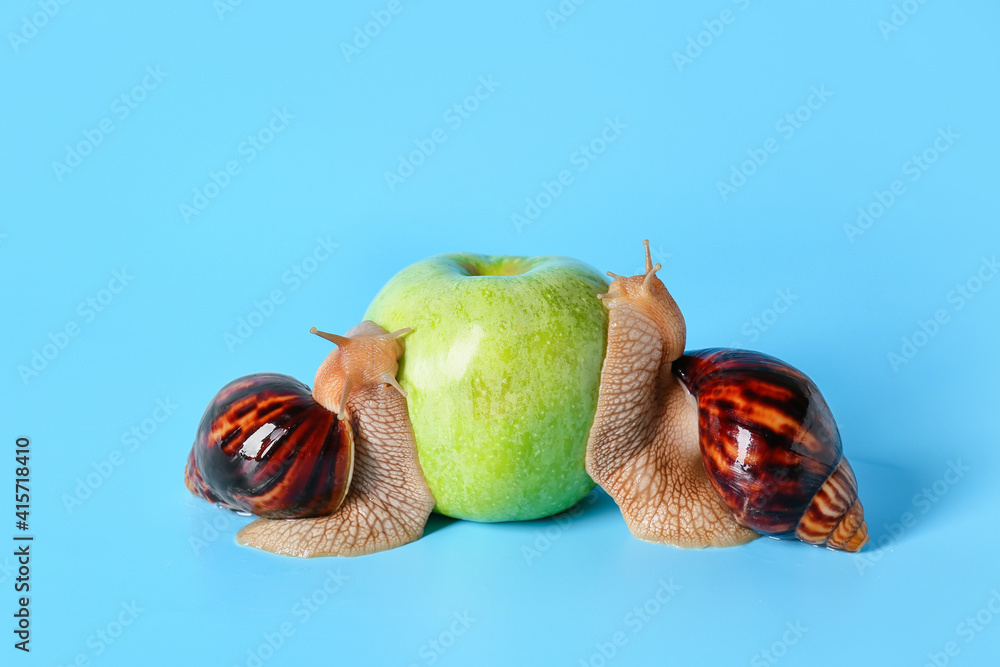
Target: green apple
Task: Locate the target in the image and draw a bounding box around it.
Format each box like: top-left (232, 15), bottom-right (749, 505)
top-left (362, 253), bottom-right (609, 522)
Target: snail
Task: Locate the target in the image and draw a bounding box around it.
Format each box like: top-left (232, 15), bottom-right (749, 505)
top-left (584, 242), bottom-right (868, 551)
top-left (185, 321), bottom-right (435, 557)
top-left (184, 242), bottom-right (867, 556)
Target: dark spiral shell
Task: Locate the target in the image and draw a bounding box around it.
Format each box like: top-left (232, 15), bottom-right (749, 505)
top-left (184, 373), bottom-right (354, 519)
top-left (673, 349), bottom-right (867, 552)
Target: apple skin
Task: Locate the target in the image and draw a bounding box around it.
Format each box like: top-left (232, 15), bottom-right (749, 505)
top-left (362, 253), bottom-right (609, 522)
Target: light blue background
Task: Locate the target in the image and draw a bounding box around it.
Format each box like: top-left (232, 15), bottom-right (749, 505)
top-left (3, 1), bottom-right (998, 665)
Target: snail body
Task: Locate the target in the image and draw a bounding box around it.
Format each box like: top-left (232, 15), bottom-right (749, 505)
top-left (585, 242), bottom-right (867, 552)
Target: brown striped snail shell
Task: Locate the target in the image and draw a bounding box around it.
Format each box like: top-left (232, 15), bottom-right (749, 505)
top-left (184, 373), bottom-right (354, 519)
top-left (673, 348), bottom-right (868, 552)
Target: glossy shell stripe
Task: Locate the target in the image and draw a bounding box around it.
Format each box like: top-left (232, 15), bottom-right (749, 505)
top-left (185, 373), bottom-right (354, 519)
top-left (800, 459), bottom-right (868, 551)
top-left (673, 348), bottom-right (867, 551)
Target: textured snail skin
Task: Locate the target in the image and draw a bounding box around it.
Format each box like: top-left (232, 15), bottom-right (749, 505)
top-left (236, 379), bottom-right (435, 557)
top-left (184, 374), bottom-right (354, 519)
top-left (233, 321), bottom-right (436, 558)
top-left (586, 243), bottom-right (867, 552)
top-left (585, 249), bottom-right (757, 548)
